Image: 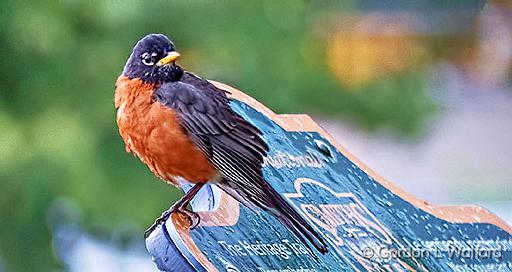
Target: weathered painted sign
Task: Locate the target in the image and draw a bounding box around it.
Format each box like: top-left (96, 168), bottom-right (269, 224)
top-left (146, 82), bottom-right (512, 272)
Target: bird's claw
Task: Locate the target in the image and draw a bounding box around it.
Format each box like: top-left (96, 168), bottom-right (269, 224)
top-left (144, 207), bottom-right (201, 238)
top-left (179, 209), bottom-right (201, 229)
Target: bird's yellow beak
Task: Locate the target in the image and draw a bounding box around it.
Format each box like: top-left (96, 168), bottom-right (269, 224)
top-left (157, 51), bottom-right (180, 66)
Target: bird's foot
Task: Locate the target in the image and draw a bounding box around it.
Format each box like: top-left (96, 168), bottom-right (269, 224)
top-left (144, 206), bottom-right (201, 238)
top-left (177, 208), bottom-right (201, 229)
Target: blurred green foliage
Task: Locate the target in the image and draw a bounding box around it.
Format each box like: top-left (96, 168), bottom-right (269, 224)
top-left (0, 0), bottom-right (444, 271)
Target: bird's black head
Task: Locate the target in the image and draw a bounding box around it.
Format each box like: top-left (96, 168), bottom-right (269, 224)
top-left (123, 33), bottom-right (183, 84)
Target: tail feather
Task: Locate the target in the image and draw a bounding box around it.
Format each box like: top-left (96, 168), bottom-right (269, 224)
top-left (217, 178), bottom-right (329, 255)
top-left (271, 191), bottom-right (329, 254)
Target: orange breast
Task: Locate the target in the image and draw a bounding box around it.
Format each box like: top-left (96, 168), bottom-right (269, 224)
top-left (114, 76), bottom-right (217, 185)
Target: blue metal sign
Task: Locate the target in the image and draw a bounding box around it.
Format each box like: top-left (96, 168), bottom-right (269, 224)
top-left (146, 82), bottom-right (512, 272)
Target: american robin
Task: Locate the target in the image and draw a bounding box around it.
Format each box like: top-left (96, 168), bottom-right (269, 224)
top-left (115, 33), bottom-right (328, 254)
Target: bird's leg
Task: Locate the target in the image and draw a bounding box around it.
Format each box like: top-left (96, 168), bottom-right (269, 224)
top-left (168, 183), bottom-right (206, 229)
top-left (145, 183), bottom-right (206, 238)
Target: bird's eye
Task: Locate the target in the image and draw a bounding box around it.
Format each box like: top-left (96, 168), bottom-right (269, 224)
top-left (141, 52), bottom-right (156, 66)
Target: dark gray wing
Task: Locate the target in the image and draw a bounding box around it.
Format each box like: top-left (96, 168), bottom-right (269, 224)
top-left (152, 77), bottom-right (268, 186)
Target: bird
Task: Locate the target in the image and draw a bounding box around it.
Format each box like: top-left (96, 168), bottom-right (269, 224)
top-left (114, 33), bottom-right (328, 255)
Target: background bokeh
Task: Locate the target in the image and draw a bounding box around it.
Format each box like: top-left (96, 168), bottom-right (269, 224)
top-left (0, 0), bottom-right (511, 271)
